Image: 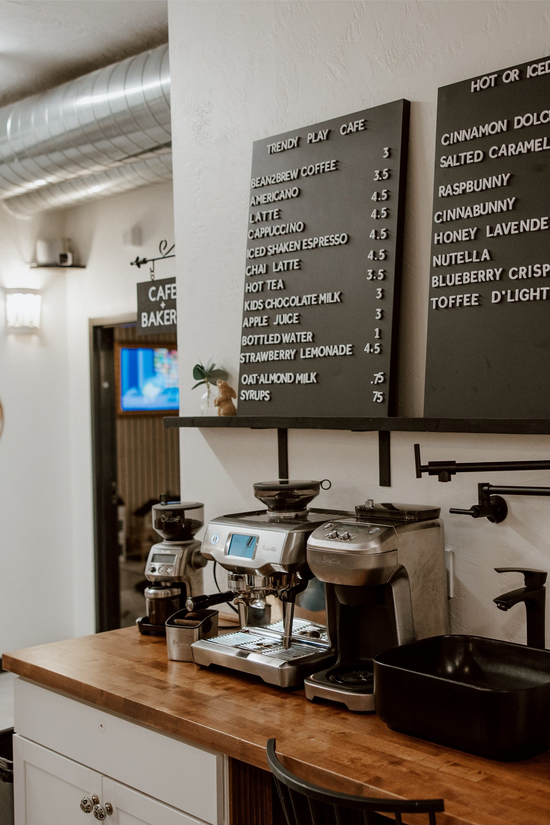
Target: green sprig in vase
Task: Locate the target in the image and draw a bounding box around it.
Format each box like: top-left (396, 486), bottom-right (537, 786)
top-left (192, 361), bottom-right (229, 415)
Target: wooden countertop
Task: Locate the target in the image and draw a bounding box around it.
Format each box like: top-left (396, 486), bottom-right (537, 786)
top-left (5, 627), bottom-right (550, 825)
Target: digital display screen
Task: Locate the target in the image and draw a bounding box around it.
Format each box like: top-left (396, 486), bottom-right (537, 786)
top-left (227, 534), bottom-right (258, 559)
top-left (120, 347), bottom-right (179, 412)
top-left (151, 553), bottom-right (177, 564)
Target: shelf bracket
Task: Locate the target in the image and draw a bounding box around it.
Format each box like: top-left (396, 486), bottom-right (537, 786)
top-left (277, 428), bottom-right (289, 480)
top-left (379, 431), bottom-right (391, 487)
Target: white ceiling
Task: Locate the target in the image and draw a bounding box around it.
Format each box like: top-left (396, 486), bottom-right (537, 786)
top-left (0, 0), bottom-right (168, 108)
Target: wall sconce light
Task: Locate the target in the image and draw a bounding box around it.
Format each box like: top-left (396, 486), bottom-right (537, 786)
top-left (5, 288), bottom-right (42, 332)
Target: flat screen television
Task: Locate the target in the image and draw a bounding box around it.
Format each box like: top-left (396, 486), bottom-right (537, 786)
top-left (115, 343), bottom-right (179, 414)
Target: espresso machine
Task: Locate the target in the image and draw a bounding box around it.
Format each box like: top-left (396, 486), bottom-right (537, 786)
top-left (189, 479), bottom-right (351, 687)
top-left (304, 501), bottom-right (449, 711)
top-left (137, 498), bottom-right (207, 636)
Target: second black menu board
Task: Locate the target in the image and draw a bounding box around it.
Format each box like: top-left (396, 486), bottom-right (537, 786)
top-left (237, 100), bottom-right (409, 418)
top-left (425, 56), bottom-right (550, 418)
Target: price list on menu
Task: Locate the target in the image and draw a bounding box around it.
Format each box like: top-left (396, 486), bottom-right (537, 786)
top-left (425, 56), bottom-right (550, 418)
top-left (237, 101), bottom-right (409, 418)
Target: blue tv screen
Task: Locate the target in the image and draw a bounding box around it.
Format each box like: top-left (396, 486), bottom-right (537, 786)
top-left (119, 346), bottom-right (179, 412)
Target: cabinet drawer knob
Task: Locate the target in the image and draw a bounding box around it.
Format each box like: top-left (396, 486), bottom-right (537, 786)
top-left (104, 802), bottom-right (113, 816)
top-left (92, 795), bottom-right (100, 806)
top-left (80, 797), bottom-right (93, 814)
top-left (93, 804), bottom-right (106, 820)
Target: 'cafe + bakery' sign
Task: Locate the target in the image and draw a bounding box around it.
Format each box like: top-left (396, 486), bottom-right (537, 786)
top-left (137, 277), bottom-right (177, 336)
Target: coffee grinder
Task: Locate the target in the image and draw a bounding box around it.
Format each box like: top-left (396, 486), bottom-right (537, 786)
top-left (304, 501), bottom-right (449, 711)
top-left (137, 498), bottom-right (207, 636)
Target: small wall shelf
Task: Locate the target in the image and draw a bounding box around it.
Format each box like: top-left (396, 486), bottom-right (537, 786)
top-left (30, 263), bottom-right (86, 269)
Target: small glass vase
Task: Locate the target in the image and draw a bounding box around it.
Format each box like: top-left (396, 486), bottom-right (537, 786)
top-left (200, 382), bottom-right (215, 415)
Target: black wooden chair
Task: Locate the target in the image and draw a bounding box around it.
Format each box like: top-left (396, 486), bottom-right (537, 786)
top-left (266, 738), bottom-right (444, 825)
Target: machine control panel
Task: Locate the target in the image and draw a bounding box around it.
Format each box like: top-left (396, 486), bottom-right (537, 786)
top-left (325, 529), bottom-right (356, 541)
top-left (202, 518), bottom-right (300, 574)
top-left (322, 523), bottom-right (383, 542)
top-left (144, 543), bottom-right (196, 583)
top-left (309, 521), bottom-right (394, 557)
top-left (322, 522), bottom-right (380, 541)
top-left (227, 533), bottom-right (259, 559)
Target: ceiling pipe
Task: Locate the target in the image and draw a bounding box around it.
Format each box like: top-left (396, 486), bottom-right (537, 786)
top-left (0, 43), bottom-right (171, 204)
top-left (2, 151), bottom-right (173, 217)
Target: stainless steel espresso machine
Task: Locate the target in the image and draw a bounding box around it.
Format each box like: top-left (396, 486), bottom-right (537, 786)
top-left (304, 501), bottom-right (449, 711)
top-left (189, 479), bottom-right (351, 687)
top-left (137, 499), bottom-right (207, 636)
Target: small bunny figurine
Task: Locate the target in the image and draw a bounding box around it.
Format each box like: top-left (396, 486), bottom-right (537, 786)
top-left (214, 379), bottom-right (237, 416)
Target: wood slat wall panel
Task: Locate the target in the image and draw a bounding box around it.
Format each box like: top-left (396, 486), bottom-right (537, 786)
top-left (114, 326), bottom-right (179, 551)
top-left (229, 758), bottom-right (274, 825)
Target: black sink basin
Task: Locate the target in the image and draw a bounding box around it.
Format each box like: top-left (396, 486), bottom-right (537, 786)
top-left (374, 635), bottom-right (550, 761)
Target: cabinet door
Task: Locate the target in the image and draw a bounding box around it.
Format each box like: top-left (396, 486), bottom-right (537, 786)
top-left (13, 735), bottom-right (103, 825)
top-left (15, 680), bottom-right (223, 824)
top-left (102, 777), bottom-right (206, 825)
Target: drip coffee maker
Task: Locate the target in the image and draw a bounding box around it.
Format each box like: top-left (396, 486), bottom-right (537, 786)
top-left (189, 479), bottom-right (351, 687)
top-left (137, 498), bottom-right (207, 636)
top-left (304, 501), bottom-right (449, 711)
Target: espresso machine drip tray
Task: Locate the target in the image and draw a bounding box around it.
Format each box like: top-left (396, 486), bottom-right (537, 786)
top-left (191, 619), bottom-right (332, 687)
top-left (210, 632), bottom-right (316, 660)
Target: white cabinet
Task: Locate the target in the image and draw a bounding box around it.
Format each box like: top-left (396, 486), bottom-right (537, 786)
top-left (13, 736), bottom-right (102, 825)
top-left (13, 680), bottom-right (225, 825)
top-left (102, 777), bottom-right (202, 825)
top-left (14, 737), bottom-right (201, 825)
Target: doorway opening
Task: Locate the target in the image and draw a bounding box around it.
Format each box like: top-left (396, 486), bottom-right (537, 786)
top-left (91, 316), bottom-right (180, 632)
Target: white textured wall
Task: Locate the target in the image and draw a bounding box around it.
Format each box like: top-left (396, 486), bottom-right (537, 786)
top-left (0, 182), bottom-right (174, 654)
top-left (169, 0), bottom-right (550, 641)
top-left (0, 208), bottom-right (74, 654)
top-left (64, 182), bottom-right (175, 637)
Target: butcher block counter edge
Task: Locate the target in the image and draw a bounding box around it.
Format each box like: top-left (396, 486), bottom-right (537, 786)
top-left (5, 626), bottom-right (550, 825)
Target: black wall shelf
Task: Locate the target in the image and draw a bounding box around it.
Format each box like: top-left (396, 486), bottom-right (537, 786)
top-left (30, 263), bottom-right (85, 269)
top-left (164, 416), bottom-right (550, 435)
top-left (165, 416), bottom-right (550, 489)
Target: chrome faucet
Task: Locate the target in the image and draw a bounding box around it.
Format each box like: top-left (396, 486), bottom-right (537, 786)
top-left (494, 567), bottom-right (547, 649)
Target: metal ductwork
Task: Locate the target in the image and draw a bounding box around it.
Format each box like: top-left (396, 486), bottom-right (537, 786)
top-left (0, 43), bottom-right (171, 214)
top-left (3, 151), bottom-right (173, 217)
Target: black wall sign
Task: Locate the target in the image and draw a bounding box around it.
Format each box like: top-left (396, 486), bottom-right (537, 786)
top-left (236, 101), bottom-right (409, 417)
top-left (137, 277), bottom-right (177, 336)
top-left (425, 56), bottom-right (550, 418)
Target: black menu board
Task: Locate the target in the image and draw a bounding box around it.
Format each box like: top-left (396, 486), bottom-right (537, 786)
top-left (425, 57), bottom-right (550, 418)
top-left (237, 101), bottom-right (409, 417)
